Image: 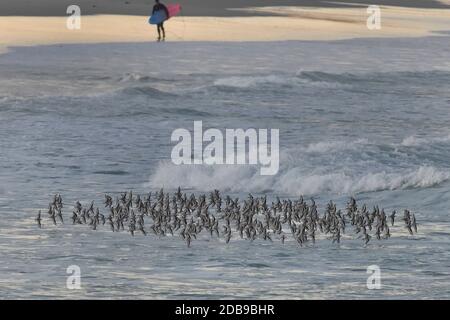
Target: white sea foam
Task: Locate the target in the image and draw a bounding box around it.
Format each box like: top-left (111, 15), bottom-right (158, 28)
top-left (213, 75), bottom-right (291, 88)
top-left (118, 72), bottom-right (150, 82)
top-left (305, 139), bottom-right (369, 153)
top-left (401, 134), bottom-right (450, 147)
top-left (148, 161), bottom-right (450, 196)
top-left (149, 136), bottom-right (449, 195)
top-left (212, 74), bottom-right (350, 89)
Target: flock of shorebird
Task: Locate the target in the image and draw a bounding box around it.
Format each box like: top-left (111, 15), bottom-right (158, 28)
top-left (36, 189), bottom-right (418, 246)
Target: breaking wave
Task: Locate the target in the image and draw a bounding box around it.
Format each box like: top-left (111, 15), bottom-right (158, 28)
top-left (119, 86), bottom-right (176, 98)
top-left (213, 75), bottom-right (293, 88)
top-left (212, 73), bottom-right (351, 90)
top-left (148, 133), bottom-right (450, 195)
top-left (118, 73), bottom-right (154, 83)
top-left (401, 134), bottom-right (450, 147)
top-left (305, 139), bottom-right (369, 153)
top-left (209, 70), bottom-right (450, 93)
top-left (148, 162), bottom-right (450, 196)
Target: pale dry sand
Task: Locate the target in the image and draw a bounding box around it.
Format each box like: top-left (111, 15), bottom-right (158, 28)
top-left (1, 6), bottom-right (449, 54)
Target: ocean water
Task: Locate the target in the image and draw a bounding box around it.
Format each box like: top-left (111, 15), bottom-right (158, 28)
top-left (0, 37), bottom-right (449, 299)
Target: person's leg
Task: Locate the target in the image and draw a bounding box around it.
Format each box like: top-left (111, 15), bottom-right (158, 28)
top-left (157, 24), bottom-right (161, 40)
top-left (161, 22), bottom-right (166, 39)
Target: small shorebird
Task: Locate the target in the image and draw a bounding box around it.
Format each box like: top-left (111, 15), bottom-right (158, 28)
top-left (390, 210), bottom-right (396, 226)
top-left (36, 210), bottom-right (42, 228)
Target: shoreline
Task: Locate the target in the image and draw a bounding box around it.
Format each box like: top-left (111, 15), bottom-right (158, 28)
top-left (1, 0), bottom-right (449, 16)
top-left (1, 6), bottom-right (450, 54)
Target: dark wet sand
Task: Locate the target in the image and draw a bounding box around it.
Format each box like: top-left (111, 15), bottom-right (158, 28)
top-left (0, 0), bottom-right (448, 16)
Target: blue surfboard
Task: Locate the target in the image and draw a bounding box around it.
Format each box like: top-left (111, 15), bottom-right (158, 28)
top-left (149, 10), bottom-right (168, 25)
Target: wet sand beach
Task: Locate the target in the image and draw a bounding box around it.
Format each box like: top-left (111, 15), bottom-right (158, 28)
top-left (1, 4), bottom-right (449, 54)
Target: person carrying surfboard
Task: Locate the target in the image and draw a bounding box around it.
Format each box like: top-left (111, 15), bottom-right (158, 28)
top-left (152, 0), bottom-right (170, 41)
